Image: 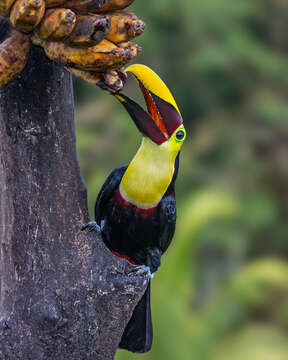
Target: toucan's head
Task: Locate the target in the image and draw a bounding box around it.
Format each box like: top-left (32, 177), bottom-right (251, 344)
top-left (114, 64), bottom-right (186, 155)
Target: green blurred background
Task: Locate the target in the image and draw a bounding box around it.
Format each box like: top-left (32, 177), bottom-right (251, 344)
top-left (73, 1), bottom-right (288, 359)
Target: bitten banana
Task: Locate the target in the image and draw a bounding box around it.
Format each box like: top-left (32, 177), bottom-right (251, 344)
top-left (100, 68), bottom-right (125, 91)
top-left (10, 0), bottom-right (45, 33)
top-left (61, 0), bottom-right (107, 13)
top-left (0, 30), bottom-right (30, 88)
top-left (64, 14), bottom-right (110, 47)
top-left (105, 10), bottom-right (145, 43)
top-left (43, 38), bottom-right (137, 71)
top-left (97, 0), bottom-right (134, 12)
top-left (0, 0), bottom-right (16, 17)
top-left (36, 8), bottom-right (76, 40)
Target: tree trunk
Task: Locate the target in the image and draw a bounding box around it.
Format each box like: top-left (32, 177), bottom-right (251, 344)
top-left (0, 42), bottom-right (147, 359)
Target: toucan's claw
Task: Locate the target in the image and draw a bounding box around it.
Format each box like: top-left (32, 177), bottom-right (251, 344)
top-left (81, 221), bottom-right (101, 233)
top-left (132, 265), bottom-right (153, 279)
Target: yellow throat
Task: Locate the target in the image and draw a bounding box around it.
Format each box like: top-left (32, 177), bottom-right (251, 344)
top-left (120, 125), bottom-right (185, 208)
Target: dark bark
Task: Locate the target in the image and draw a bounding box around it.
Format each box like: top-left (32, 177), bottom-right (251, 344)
top-left (0, 44), bottom-right (148, 359)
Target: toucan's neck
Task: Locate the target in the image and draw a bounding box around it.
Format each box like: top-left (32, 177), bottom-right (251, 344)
top-left (120, 137), bottom-right (178, 208)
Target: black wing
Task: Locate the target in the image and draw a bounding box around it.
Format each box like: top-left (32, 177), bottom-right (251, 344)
top-left (95, 166), bottom-right (127, 224)
top-left (158, 193), bottom-right (176, 254)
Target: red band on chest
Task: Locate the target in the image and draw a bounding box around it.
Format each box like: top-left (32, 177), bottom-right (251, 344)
top-left (116, 187), bottom-right (157, 218)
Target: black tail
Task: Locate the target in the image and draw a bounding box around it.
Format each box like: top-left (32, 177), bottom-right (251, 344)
top-left (119, 282), bottom-right (152, 353)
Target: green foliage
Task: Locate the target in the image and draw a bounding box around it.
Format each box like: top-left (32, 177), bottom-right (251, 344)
top-left (74, 0), bottom-right (288, 358)
top-left (213, 325), bottom-right (288, 360)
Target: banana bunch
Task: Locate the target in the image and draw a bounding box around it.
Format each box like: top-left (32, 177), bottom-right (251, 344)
top-left (0, 0), bottom-right (145, 91)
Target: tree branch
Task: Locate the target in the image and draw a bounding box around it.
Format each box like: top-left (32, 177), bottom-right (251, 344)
top-left (0, 45), bottom-right (147, 359)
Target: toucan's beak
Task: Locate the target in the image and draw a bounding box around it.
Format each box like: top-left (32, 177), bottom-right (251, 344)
top-left (113, 64), bottom-right (183, 145)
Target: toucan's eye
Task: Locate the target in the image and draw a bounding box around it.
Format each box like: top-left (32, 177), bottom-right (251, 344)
top-left (176, 130), bottom-right (185, 141)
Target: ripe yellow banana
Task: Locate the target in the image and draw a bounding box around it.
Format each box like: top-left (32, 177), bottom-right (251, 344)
top-left (36, 8), bottom-right (76, 41)
top-left (0, 0), bottom-right (16, 17)
top-left (61, 0), bottom-right (107, 13)
top-left (0, 30), bottom-right (30, 88)
top-left (105, 10), bottom-right (145, 43)
top-left (97, 0), bottom-right (134, 12)
top-left (64, 14), bottom-right (110, 47)
top-left (43, 38), bottom-right (137, 71)
top-left (10, 0), bottom-right (45, 33)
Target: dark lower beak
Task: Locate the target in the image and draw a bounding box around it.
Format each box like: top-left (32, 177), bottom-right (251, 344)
top-left (114, 93), bottom-right (167, 145)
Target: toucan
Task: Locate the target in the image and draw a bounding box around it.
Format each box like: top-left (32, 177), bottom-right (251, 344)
top-left (83, 64), bottom-right (186, 353)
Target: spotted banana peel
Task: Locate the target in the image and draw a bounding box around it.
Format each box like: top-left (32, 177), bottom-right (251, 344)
top-left (0, 0), bottom-right (143, 90)
top-left (0, 30), bottom-right (30, 88)
top-left (59, 0), bottom-right (135, 14)
top-left (10, 0), bottom-right (45, 33)
top-left (105, 10), bottom-right (145, 43)
top-left (42, 38), bottom-right (141, 71)
top-left (45, 0), bottom-right (67, 7)
top-left (60, 0), bottom-right (107, 13)
top-left (0, 0), bottom-right (16, 17)
top-left (117, 41), bottom-right (140, 58)
top-left (64, 14), bottom-right (110, 47)
top-left (97, 0), bottom-right (135, 12)
top-left (36, 8), bottom-right (76, 41)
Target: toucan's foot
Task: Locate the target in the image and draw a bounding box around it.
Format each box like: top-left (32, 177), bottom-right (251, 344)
top-left (81, 221), bottom-right (101, 233)
top-left (133, 265), bottom-right (153, 279)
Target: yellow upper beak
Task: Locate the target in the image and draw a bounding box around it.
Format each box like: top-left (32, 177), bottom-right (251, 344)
top-left (125, 64), bottom-right (183, 119)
